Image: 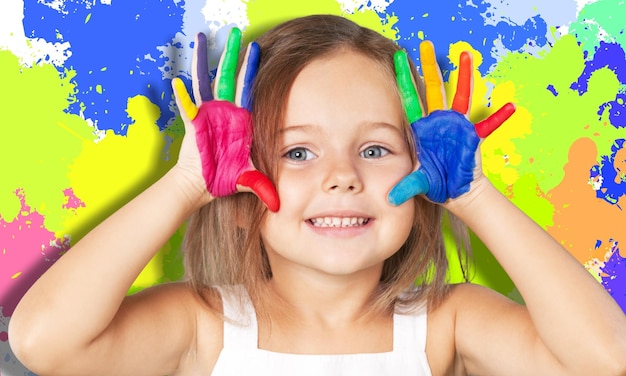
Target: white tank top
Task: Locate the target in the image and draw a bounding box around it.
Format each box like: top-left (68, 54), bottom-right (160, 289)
top-left (211, 286), bottom-right (432, 375)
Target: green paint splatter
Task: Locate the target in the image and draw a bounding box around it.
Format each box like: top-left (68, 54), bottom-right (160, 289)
top-left (569, 0), bottom-right (626, 55)
top-left (244, 0), bottom-right (398, 42)
top-left (0, 49), bottom-right (96, 231)
top-left (488, 34), bottom-right (624, 195)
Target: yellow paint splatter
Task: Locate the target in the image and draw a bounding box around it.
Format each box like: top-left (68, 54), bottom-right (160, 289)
top-left (64, 95), bottom-right (181, 289)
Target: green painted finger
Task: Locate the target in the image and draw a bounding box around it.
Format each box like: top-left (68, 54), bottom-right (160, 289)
top-left (394, 50), bottom-right (423, 124)
top-left (215, 27), bottom-right (242, 102)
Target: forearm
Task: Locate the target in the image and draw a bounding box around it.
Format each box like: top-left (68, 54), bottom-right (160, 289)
top-left (448, 179), bottom-right (626, 370)
top-left (10, 166), bottom-right (208, 356)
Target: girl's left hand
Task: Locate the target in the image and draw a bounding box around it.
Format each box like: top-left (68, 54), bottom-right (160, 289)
top-left (387, 41), bottom-right (515, 206)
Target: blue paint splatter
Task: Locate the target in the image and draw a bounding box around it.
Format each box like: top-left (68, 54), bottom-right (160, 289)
top-left (23, 0), bottom-right (187, 134)
top-left (601, 241), bottom-right (625, 314)
top-left (571, 42), bottom-right (626, 94)
top-left (381, 0), bottom-right (549, 78)
top-left (590, 138), bottom-right (626, 208)
top-left (598, 93), bottom-right (626, 129)
top-left (547, 84), bottom-right (559, 96)
top-left (570, 42), bottom-right (626, 129)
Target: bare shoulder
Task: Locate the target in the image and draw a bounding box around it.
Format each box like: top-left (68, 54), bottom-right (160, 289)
top-left (133, 282), bottom-right (226, 373)
top-left (189, 284), bottom-right (225, 374)
top-left (427, 283), bottom-right (564, 376)
top-left (424, 284), bottom-right (470, 375)
top-left (98, 282), bottom-right (224, 375)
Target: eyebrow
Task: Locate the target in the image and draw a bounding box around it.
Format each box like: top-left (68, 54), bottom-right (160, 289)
top-left (281, 121), bottom-right (404, 135)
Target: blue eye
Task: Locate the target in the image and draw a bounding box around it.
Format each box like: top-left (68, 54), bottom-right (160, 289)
top-left (360, 146), bottom-right (389, 159)
top-left (285, 147), bottom-right (316, 161)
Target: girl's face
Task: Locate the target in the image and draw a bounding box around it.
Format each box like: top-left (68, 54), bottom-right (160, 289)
top-left (260, 50), bottom-right (415, 282)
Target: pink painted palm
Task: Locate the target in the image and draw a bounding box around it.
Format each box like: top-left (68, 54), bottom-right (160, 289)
top-left (172, 28), bottom-right (279, 212)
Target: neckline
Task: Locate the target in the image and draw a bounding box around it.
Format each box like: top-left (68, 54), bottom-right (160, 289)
top-left (218, 285), bottom-right (426, 355)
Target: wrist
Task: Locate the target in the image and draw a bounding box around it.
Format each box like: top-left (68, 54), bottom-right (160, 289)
top-left (444, 176), bottom-right (496, 218)
top-left (168, 165), bottom-right (213, 212)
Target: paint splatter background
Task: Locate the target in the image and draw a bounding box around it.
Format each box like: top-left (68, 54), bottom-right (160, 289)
top-left (1, 0), bottom-right (625, 373)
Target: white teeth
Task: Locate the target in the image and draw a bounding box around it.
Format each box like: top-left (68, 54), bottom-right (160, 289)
top-left (309, 217), bottom-right (370, 228)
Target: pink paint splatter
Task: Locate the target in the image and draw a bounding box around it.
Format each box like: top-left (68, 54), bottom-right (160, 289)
top-left (0, 189), bottom-right (70, 318)
top-left (62, 187), bottom-right (86, 210)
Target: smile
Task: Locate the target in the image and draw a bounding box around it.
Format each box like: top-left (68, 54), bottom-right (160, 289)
top-left (308, 217), bottom-right (371, 228)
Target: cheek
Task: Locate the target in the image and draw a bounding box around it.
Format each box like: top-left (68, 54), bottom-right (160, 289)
top-left (371, 157), bottom-right (414, 192)
top-left (389, 200), bottom-right (416, 248)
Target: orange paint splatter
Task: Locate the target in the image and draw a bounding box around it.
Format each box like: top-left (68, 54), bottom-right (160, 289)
top-left (547, 137), bottom-right (625, 264)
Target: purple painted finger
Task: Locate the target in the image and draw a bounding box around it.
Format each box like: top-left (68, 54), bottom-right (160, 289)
top-left (195, 32), bottom-right (213, 102)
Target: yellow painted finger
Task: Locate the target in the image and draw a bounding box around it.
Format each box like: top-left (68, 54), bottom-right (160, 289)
top-left (419, 41), bottom-right (446, 113)
top-left (172, 78), bottom-right (198, 121)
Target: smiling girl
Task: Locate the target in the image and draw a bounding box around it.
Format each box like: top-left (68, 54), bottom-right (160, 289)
top-left (10, 14), bottom-right (626, 376)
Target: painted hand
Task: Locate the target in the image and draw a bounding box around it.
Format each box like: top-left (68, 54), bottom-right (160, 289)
top-left (172, 29), bottom-right (279, 212)
top-left (388, 41), bottom-right (516, 205)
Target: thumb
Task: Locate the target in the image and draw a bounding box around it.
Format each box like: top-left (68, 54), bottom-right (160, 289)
top-left (387, 169), bottom-right (430, 206)
top-left (236, 170), bottom-right (280, 212)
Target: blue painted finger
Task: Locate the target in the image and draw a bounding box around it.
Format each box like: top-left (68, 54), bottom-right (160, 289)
top-left (241, 42), bottom-right (260, 112)
top-left (387, 169), bottom-right (430, 206)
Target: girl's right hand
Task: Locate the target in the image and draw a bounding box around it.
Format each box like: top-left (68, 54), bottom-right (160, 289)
top-left (172, 29), bottom-right (280, 211)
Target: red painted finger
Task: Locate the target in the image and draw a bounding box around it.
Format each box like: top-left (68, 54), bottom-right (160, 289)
top-left (451, 51), bottom-right (473, 115)
top-left (474, 102), bottom-right (516, 138)
top-left (237, 170), bottom-right (280, 212)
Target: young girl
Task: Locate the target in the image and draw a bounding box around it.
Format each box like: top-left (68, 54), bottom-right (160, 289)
top-left (9, 14), bottom-right (626, 376)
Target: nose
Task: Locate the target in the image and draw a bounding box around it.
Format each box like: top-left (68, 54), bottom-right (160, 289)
top-left (322, 158), bottom-right (363, 193)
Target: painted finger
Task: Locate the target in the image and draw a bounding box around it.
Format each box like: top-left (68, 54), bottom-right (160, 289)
top-left (394, 50), bottom-right (424, 124)
top-left (235, 42), bottom-right (260, 111)
top-left (192, 33), bottom-right (213, 103)
top-left (172, 78), bottom-right (198, 121)
top-left (237, 170), bottom-right (280, 212)
top-left (451, 51), bottom-right (473, 115)
top-left (215, 27), bottom-right (241, 102)
top-left (387, 169), bottom-right (430, 206)
top-left (419, 41), bottom-right (446, 113)
top-left (474, 102), bottom-right (516, 138)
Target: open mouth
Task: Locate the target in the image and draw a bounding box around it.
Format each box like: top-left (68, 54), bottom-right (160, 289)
top-left (307, 217), bottom-right (371, 228)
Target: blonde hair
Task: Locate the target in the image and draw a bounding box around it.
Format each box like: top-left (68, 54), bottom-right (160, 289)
top-left (183, 15), bottom-right (470, 318)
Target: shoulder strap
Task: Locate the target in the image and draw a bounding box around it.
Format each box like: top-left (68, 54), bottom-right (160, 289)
top-left (393, 302), bottom-right (428, 352)
top-left (216, 285), bottom-right (259, 349)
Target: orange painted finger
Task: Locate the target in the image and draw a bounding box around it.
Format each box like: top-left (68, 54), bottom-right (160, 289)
top-left (475, 102), bottom-right (516, 138)
top-left (451, 51), bottom-right (473, 115)
top-left (419, 41), bottom-right (446, 113)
